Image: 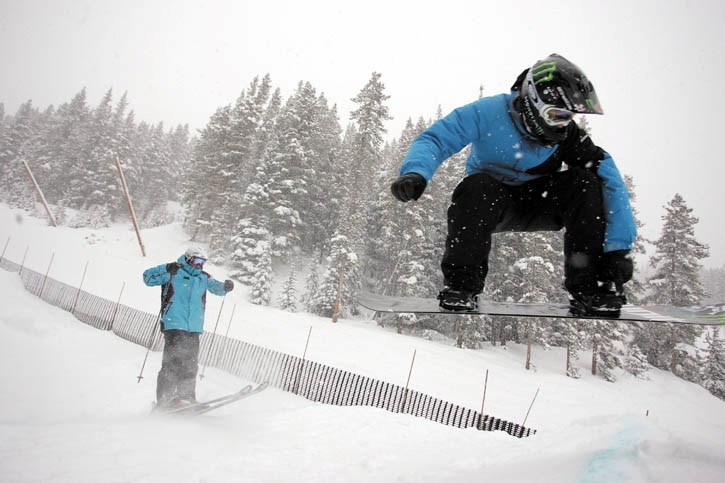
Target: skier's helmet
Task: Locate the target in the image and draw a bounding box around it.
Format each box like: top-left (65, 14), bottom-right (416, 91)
top-left (184, 246), bottom-right (208, 268)
top-left (517, 54), bottom-right (603, 143)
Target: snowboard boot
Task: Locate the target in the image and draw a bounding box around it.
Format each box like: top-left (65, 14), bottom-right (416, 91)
top-left (568, 284), bottom-right (627, 317)
top-left (438, 287), bottom-right (478, 312)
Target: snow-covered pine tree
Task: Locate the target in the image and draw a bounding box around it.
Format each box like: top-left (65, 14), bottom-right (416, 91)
top-left (249, 245), bottom-right (273, 306)
top-left (636, 194), bottom-right (709, 378)
top-left (182, 105), bottom-right (233, 241)
top-left (0, 101), bottom-right (40, 208)
top-left (309, 231), bottom-right (360, 320)
top-left (645, 193), bottom-right (709, 305)
top-left (229, 161), bottom-right (273, 285)
top-left (700, 327), bottom-right (725, 400)
top-left (279, 262), bottom-right (298, 312)
top-left (623, 342), bottom-right (650, 380)
top-left (302, 257), bottom-right (320, 312)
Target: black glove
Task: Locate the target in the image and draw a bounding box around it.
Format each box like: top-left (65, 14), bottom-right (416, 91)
top-left (166, 263), bottom-right (179, 275)
top-left (391, 173), bottom-right (426, 202)
top-left (224, 279), bottom-right (234, 292)
top-left (599, 250), bottom-right (633, 292)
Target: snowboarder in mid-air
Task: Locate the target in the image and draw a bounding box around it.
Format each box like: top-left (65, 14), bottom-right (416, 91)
top-left (390, 54), bottom-right (636, 316)
top-left (143, 247), bottom-right (234, 410)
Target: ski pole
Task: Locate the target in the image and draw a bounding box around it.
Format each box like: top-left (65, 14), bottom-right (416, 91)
top-left (136, 306), bottom-right (164, 383)
top-left (199, 295), bottom-right (226, 380)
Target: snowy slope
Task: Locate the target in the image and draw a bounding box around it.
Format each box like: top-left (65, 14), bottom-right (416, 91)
top-left (1, 204), bottom-right (725, 483)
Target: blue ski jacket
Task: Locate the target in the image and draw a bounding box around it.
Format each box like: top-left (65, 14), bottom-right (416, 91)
top-left (142, 255), bottom-right (228, 333)
top-left (399, 93), bottom-right (636, 252)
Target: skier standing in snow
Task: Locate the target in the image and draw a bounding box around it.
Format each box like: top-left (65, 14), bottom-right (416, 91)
top-left (391, 54), bottom-right (636, 315)
top-left (143, 247), bottom-right (234, 409)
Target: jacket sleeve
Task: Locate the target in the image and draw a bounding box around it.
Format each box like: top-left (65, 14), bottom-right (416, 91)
top-left (561, 127), bottom-right (637, 252)
top-left (597, 153), bottom-right (638, 252)
top-left (206, 277), bottom-right (227, 296)
top-left (399, 99), bottom-right (487, 182)
top-left (143, 264), bottom-right (172, 287)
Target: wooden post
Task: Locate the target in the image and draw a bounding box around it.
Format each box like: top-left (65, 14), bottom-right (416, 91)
top-left (71, 261), bottom-right (90, 314)
top-left (21, 160), bottom-right (57, 227)
top-left (114, 157), bottom-right (146, 257)
top-left (38, 252), bottom-right (55, 298)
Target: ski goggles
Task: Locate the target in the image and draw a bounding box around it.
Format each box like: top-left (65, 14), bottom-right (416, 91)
top-left (189, 257), bottom-right (206, 268)
top-left (524, 72), bottom-right (576, 128)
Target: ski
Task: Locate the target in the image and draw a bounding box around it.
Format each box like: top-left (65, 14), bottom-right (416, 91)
top-left (154, 382), bottom-right (269, 416)
top-left (190, 381), bottom-right (269, 416)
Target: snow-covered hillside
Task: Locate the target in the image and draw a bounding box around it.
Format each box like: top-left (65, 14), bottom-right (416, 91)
top-left (1, 204), bottom-right (724, 483)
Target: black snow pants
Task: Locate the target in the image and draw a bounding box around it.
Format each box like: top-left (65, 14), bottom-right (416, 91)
top-left (441, 168), bottom-right (606, 294)
top-left (156, 329), bottom-right (201, 403)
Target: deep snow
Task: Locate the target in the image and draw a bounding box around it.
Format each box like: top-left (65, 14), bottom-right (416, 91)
top-left (1, 204), bottom-right (724, 483)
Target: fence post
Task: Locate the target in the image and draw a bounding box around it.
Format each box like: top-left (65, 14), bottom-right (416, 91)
top-left (71, 261), bottom-right (90, 314)
top-left (479, 369), bottom-right (489, 430)
top-left (224, 303), bottom-right (237, 337)
top-left (401, 349), bottom-right (417, 413)
top-left (199, 295), bottom-right (227, 380)
top-left (109, 282), bottom-right (125, 330)
top-left (0, 237), bottom-right (9, 264)
top-left (38, 252), bottom-right (55, 298)
top-left (18, 245), bottom-right (29, 276)
top-left (522, 387), bottom-right (540, 427)
top-left (293, 326), bottom-right (313, 394)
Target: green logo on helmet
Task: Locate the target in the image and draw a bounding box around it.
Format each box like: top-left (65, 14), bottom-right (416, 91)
top-left (531, 61), bottom-right (557, 85)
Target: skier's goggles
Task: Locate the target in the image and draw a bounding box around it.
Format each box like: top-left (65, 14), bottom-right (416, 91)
top-left (189, 257), bottom-right (206, 267)
top-left (524, 74), bottom-right (576, 127)
top-left (540, 105), bottom-right (576, 127)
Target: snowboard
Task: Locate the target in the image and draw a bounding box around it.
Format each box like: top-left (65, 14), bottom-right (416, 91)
top-left (358, 292), bottom-right (725, 325)
top-left (155, 382), bottom-right (269, 416)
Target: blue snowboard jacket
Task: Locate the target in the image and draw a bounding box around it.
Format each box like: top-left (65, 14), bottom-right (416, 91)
top-left (400, 93), bottom-right (637, 253)
top-left (142, 255), bottom-right (228, 333)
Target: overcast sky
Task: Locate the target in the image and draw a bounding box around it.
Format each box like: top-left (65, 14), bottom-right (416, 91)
top-left (2, 0), bottom-right (724, 267)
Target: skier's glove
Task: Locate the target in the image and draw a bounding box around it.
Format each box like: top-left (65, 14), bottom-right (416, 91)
top-left (600, 250), bottom-right (633, 292)
top-left (224, 279), bottom-right (234, 292)
top-left (391, 173), bottom-right (426, 202)
top-left (166, 263), bottom-right (179, 275)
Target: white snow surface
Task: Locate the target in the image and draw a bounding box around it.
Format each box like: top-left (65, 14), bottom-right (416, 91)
top-left (1, 204), bottom-right (725, 483)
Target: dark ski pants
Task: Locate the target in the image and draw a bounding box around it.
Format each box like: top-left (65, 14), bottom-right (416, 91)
top-left (157, 329), bottom-right (201, 404)
top-left (441, 169), bottom-right (606, 294)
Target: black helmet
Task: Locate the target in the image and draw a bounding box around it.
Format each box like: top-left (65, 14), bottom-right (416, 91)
top-left (514, 54), bottom-right (603, 144)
